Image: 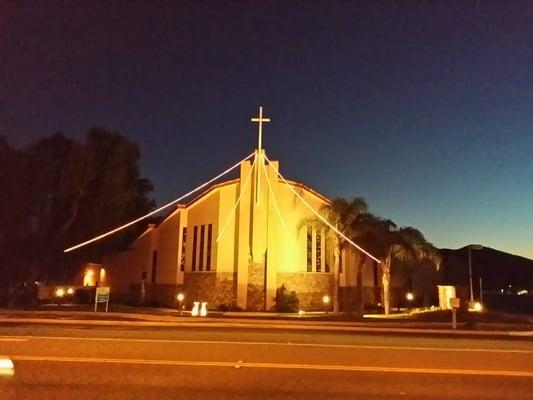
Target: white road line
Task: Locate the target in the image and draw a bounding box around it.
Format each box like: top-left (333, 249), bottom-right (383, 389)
top-left (0, 338), bottom-right (28, 342)
top-left (9, 355), bottom-right (533, 377)
top-left (1, 335), bottom-right (532, 354)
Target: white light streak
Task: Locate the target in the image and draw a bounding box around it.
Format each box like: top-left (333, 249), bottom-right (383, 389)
top-left (260, 158), bottom-right (295, 246)
top-left (264, 154), bottom-right (381, 264)
top-left (0, 358), bottom-right (14, 377)
top-left (216, 157), bottom-right (256, 243)
top-left (64, 152), bottom-right (255, 253)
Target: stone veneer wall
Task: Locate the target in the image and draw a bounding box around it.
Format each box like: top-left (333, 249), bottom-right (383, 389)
top-left (183, 272), bottom-right (236, 309)
top-left (339, 286), bottom-right (384, 312)
top-left (247, 263), bottom-right (266, 311)
top-left (130, 283), bottom-right (179, 307)
top-left (277, 272), bottom-right (334, 310)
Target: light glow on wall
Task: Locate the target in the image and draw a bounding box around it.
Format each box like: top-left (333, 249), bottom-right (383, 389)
top-left (260, 159), bottom-right (295, 246)
top-left (264, 153), bottom-right (381, 263)
top-left (83, 269), bottom-right (95, 286)
top-left (216, 157), bottom-right (256, 243)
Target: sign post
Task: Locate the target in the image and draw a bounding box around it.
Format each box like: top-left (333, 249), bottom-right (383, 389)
top-left (95, 287), bottom-right (110, 312)
top-left (449, 297), bottom-right (460, 330)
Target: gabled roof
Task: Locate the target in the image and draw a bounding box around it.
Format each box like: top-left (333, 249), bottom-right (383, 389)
top-left (152, 175), bottom-right (331, 229)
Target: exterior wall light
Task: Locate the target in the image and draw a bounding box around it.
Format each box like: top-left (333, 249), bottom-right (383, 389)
top-left (55, 288), bottom-right (65, 298)
top-left (406, 292), bottom-right (414, 301)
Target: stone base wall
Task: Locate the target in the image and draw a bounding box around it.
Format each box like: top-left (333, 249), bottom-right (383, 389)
top-left (130, 283), bottom-right (180, 307)
top-left (247, 263), bottom-right (266, 311)
top-left (183, 272), bottom-right (236, 309)
top-left (277, 273), bottom-right (333, 310)
top-left (339, 287), bottom-right (358, 311)
top-left (364, 286), bottom-right (382, 308)
top-left (339, 286), bottom-right (384, 312)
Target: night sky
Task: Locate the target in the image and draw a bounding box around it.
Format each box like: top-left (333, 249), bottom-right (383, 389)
top-left (1, 1), bottom-right (532, 259)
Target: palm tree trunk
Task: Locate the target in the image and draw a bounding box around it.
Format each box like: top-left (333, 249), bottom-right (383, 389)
top-left (356, 255), bottom-right (365, 315)
top-left (382, 256), bottom-right (391, 315)
top-left (333, 238), bottom-right (341, 313)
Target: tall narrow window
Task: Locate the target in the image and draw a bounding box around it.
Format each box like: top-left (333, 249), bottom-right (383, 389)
top-left (192, 226), bottom-right (198, 271)
top-left (373, 261), bottom-right (379, 287)
top-left (339, 247), bottom-right (343, 273)
top-left (199, 225), bottom-right (205, 271)
top-left (180, 227), bottom-right (187, 272)
top-left (151, 250), bottom-right (158, 283)
top-left (325, 237), bottom-right (330, 273)
top-left (206, 224), bottom-right (212, 271)
top-left (316, 231), bottom-right (322, 272)
top-left (306, 227), bottom-right (313, 272)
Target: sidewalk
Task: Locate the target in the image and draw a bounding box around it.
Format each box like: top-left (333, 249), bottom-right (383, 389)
top-left (1, 309), bottom-right (532, 338)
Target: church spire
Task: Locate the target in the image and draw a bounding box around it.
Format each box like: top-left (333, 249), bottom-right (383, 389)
top-left (251, 106), bottom-right (271, 204)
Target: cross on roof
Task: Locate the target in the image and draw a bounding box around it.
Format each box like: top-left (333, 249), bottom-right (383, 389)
top-left (251, 106), bottom-right (270, 152)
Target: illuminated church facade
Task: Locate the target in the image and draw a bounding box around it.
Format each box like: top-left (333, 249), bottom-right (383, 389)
top-left (104, 109), bottom-right (382, 311)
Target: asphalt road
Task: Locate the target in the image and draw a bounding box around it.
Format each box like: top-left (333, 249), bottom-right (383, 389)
top-left (1, 325), bottom-right (532, 399)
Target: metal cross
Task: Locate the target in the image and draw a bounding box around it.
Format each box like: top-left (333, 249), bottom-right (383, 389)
top-left (251, 106), bottom-right (270, 151)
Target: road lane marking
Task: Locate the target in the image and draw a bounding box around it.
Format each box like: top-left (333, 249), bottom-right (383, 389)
top-left (0, 338), bottom-right (28, 342)
top-left (9, 355), bottom-right (533, 377)
top-left (4, 335), bottom-right (532, 354)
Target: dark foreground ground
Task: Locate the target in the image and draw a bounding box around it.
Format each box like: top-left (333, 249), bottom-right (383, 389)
top-left (1, 324), bottom-right (532, 399)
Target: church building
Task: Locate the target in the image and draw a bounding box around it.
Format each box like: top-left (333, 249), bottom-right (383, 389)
top-left (104, 108), bottom-right (382, 311)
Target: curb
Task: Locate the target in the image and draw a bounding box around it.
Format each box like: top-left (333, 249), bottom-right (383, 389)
top-left (1, 317), bottom-right (532, 339)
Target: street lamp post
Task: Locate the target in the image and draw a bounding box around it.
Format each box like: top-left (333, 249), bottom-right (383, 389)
top-left (468, 244), bottom-right (483, 303)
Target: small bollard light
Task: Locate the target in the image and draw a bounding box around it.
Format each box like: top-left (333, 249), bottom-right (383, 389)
top-left (470, 301), bottom-right (483, 312)
top-left (67, 287), bottom-right (74, 295)
top-left (55, 288), bottom-right (65, 298)
top-left (176, 293), bottom-right (185, 316)
top-left (298, 310), bottom-right (305, 316)
top-left (322, 295), bottom-right (331, 313)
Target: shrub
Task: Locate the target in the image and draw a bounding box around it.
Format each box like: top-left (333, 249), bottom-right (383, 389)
top-left (74, 288), bottom-right (92, 304)
top-left (274, 284), bottom-right (299, 312)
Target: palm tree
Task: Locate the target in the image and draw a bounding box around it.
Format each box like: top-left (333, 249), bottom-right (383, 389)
top-left (349, 212), bottom-right (385, 314)
top-left (298, 197), bottom-right (368, 313)
top-left (379, 226), bottom-right (441, 315)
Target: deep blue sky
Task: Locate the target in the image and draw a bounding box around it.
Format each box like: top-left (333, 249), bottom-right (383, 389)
top-left (1, 2), bottom-right (532, 259)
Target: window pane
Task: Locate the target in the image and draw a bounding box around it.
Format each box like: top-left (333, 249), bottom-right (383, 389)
top-left (206, 224), bottom-right (212, 271)
top-left (199, 225), bottom-right (205, 271)
top-left (192, 226), bottom-right (198, 271)
top-left (316, 231), bottom-right (321, 272)
top-left (180, 227), bottom-right (187, 272)
top-left (306, 227), bottom-right (313, 272)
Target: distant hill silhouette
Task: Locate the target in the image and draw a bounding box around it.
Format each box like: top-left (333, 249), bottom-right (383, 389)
top-left (440, 246), bottom-right (533, 296)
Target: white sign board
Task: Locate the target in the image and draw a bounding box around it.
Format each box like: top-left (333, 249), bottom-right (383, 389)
top-left (449, 297), bottom-right (460, 309)
top-left (95, 286), bottom-right (110, 312)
